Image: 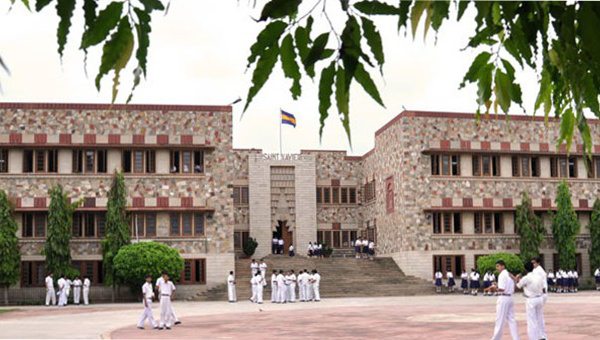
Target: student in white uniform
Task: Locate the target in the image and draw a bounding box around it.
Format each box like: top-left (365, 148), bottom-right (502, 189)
top-left (573, 270), bottom-right (579, 293)
top-left (308, 243), bottom-right (314, 258)
top-left (278, 238), bottom-right (284, 254)
top-left (284, 271), bottom-right (292, 302)
top-left (354, 238), bottom-right (361, 259)
top-left (489, 260), bottom-right (519, 340)
top-left (272, 237), bottom-right (278, 254)
top-left (45, 272), bottom-right (56, 306)
top-left (158, 273), bottom-right (176, 330)
top-left (83, 277), bottom-right (91, 305)
top-left (531, 257), bottom-right (548, 340)
top-left (259, 260), bottom-right (267, 281)
top-left (289, 244), bottom-right (295, 257)
top-left (57, 275), bottom-right (67, 307)
top-left (65, 278), bottom-right (73, 303)
top-left (137, 275), bottom-right (158, 330)
top-left (250, 259), bottom-right (258, 278)
top-left (516, 262), bottom-right (544, 340)
top-left (289, 270), bottom-right (297, 302)
top-left (277, 270), bottom-right (286, 303)
top-left (547, 271), bottom-right (555, 292)
top-left (297, 270), bottom-right (305, 302)
top-left (311, 269), bottom-right (321, 301)
top-left (469, 269), bottom-right (480, 296)
top-left (250, 272), bottom-right (264, 303)
top-left (155, 272), bottom-right (181, 325)
top-left (555, 268), bottom-right (563, 293)
top-left (227, 271), bottom-right (236, 303)
top-left (447, 271), bottom-right (455, 293)
top-left (434, 271), bottom-right (443, 293)
top-left (72, 276), bottom-right (83, 305)
top-left (302, 269), bottom-right (311, 301)
top-left (483, 271), bottom-right (491, 296)
top-left (595, 267), bottom-right (600, 290)
top-left (368, 240), bottom-right (375, 260)
top-left (270, 270), bottom-right (278, 303)
top-left (460, 270), bottom-right (469, 294)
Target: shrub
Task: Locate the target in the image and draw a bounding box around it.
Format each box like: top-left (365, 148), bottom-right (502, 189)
top-left (113, 242), bottom-right (184, 290)
top-left (243, 237), bottom-right (258, 257)
top-left (322, 243), bottom-right (334, 257)
top-left (476, 253), bottom-right (524, 276)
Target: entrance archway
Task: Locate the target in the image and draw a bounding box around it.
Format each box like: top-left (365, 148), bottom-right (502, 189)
top-left (273, 220), bottom-right (293, 255)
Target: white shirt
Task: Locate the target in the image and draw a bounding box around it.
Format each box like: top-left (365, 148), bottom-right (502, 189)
top-left (271, 274), bottom-right (277, 285)
top-left (73, 279), bottom-right (82, 287)
top-left (277, 274), bottom-right (285, 287)
top-left (272, 238), bottom-right (278, 244)
top-left (533, 265), bottom-right (548, 291)
top-left (461, 272), bottom-right (468, 280)
top-left (259, 263), bottom-right (267, 271)
top-left (556, 271), bottom-right (562, 279)
top-left (435, 272), bottom-right (443, 279)
top-left (548, 272), bottom-right (555, 279)
top-left (318, 244), bottom-right (322, 249)
top-left (469, 272), bottom-right (478, 281)
top-left (362, 240), bottom-right (369, 247)
top-left (313, 273), bottom-right (321, 284)
top-left (289, 245), bottom-right (294, 252)
top-left (490, 273), bottom-right (496, 282)
top-left (517, 272), bottom-right (544, 298)
top-left (447, 272), bottom-right (454, 279)
top-left (368, 242), bottom-right (374, 249)
top-left (290, 273), bottom-right (297, 285)
top-left (250, 262), bottom-right (259, 270)
top-left (160, 281), bottom-right (176, 296)
top-left (483, 273), bottom-right (490, 282)
top-left (45, 276), bottom-right (54, 289)
top-left (278, 239), bottom-right (284, 245)
top-left (83, 278), bottom-right (91, 288)
top-left (595, 268), bottom-right (600, 277)
top-left (227, 274), bottom-right (235, 286)
top-left (251, 276), bottom-right (260, 286)
top-left (298, 272), bottom-right (307, 284)
top-left (65, 280), bottom-right (72, 289)
top-left (142, 282), bottom-right (154, 299)
top-left (57, 278), bottom-right (66, 290)
top-left (308, 244), bottom-right (313, 251)
top-left (497, 269), bottom-right (515, 295)
top-left (284, 275), bottom-right (292, 285)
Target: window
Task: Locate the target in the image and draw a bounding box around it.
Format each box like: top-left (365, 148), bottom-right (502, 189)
top-left (181, 259), bottom-right (206, 284)
top-left (22, 213), bottom-right (46, 238)
top-left (170, 212), bottom-right (206, 237)
top-left (433, 255), bottom-right (464, 278)
top-left (234, 231), bottom-right (250, 250)
top-left (365, 180), bottom-right (376, 202)
top-left (332, 187), bottom-right (340, 204)
top-left (431, 154), bottom-right (460, 176)
top-left (318, 186), bottom-right (357, 205)
top-left (170, 150), bottom-right (204, 174)
top-left (21, 261), bottom-right (46, 287)
top-left (349, 188), bottom-right (356, 203)
top-left (0, 149), bottom-right (8, 173)
top-left (23, 149), bottom-right (58, 173)
top-left (550, 156), bottom-right (578, 178)
top-left (341, 188), bottom-right (348, 204)
top-left (130, 213), bottom-right (157, 237)
top-left (385, 177), bottom-right (394, 214)
top-left (317, 230), bottom-right (357, 248)
top-left (233, 186), bottom-right (249, 205)
top-left (512, 156), bottom-right (540, 177)
top-left (316, 188), bottom-right (322, 203)
top-left (432, 212), bottom-right (462, 234)
top-left (71, 261), bottom-right (104, 284)
top-left (74, 150), bottom-right (108, 173)
top-left (323, 187), bottom-right (331, 204)
top-left (473, 155), bottom-right (500, 176)
top-left (72, 212), bottom-right (106, 238)
top-left (474, 212), bottom-right (504, 234)
top-left (122, 150), bottom-right (155, 174)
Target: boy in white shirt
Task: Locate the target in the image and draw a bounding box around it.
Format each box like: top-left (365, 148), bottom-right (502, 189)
top-left (227, 271), bottom-right (236, 303)
top-left (72, 276), bottom-right (83, 305)
top-left (595, 267), bottom-right (600, 290)
top-left (155, 272), bottom-right (181, 325)
top-left (158, 273), bottom-right (176, 330)
top-left (83, 277), bottom-right (91, 305)
top-left (488, 260), bottom-right (519, 340)
top-left (137, 275), bottom-right (158, 330)
top-left (289, 270), bottom-right (297, 302)
top-left (270, 270), bottom-right (278, 303)
top-left (45, 273), bottom-right (56, 306)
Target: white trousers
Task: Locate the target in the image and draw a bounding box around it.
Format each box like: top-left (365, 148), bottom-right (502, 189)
top-left (306, 284), bottom-right (313, 301)
top-left (251, 285), bottom-right (258, 302)
top-left (313, 284), bottom-right (320, 301)
top-left (277, 284), bottom-right (286, 302)
top-left (46, 288), bottom-right (56, 305)
top-left (228, 284), bottom-right (236, 302)
top-left (538, 294), bottom-right (547, 339)
top-left (298, 283), bottom-right (304, 301)
top-left (251, 269), bottom-right (257, 278)
top-left (290, 283), bottom-right (296, 302)
top-left (255, 286), bottom-right (263, 303)
top-left (491, 296), bottom-right (519, 340)
top-left (271, 283), bottom-right (278, 302)
top-left (159, 296), bottom-right (172, 328)
top-left (74, 287), bottom-right (81, 304)
top-left (137, 299), bottom-right (157, 328)
top-left (83, 287), bottom-right (89, 305)
top-left (526, 297), bottom-right (543, 340)
top-left (58, 290), bottom-right (68, 306)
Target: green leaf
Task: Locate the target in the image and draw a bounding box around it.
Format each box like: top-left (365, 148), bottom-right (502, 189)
top-left (243, 43), bottom-right (280, 112)
top-left (557, 108), bottom-right (575, 151)
top-left (35, 0), bottom-right (53, 11)
top-left (582, 74), bottom-right (600, 115)
top-left (336, 66), bottom-right (352, 147)
top-left (303, 32), bottom-right (329, 68)
top-left (259, 0), bottom-right (301, 21)
top-left (410, 0), bottom-right (430, 40)
top-left (457, 0), bottom-right (470, 21)
top-left (430, 1), bottom-right (449, 31)
top-left (354, 0), bottom-right (399, 15)
top-left (56, 0), bottom-right (76, 59)
top-left (577, 114), bottom-right (592, 156)
top-left (280, 34), bottom-right (302, 99)
top-left (82, 0), bottom-right (97, 29)
top-left (398, 0), bottom-right (411, 31)
top-left (460, 51), bottom-right (491, 88)
top-left (577, 2), bottom-right (600, 61)
top-left (134, 8), bottom-right (151, 76)
top-left (139, 0), bottom-right (165, 11)
top-left (361, 17), bottom-right (384, 70)
top-left (80, 1), bottom-right (124, 49)
top-left (340, 16), bottom-right (361, 83)
top-left (354, 63), bottom-right (384, 107)
top-left (95, 17), bottom-right (134, 102)
top-left (476, 63), bottom-right (493, 108)
top-left (318, 62), bottom-right (336, 138)
top-left (494, 70), bottom-right (511, 113)
top-left (247, 21), bottom-right (286, 67)
top-left (534, 68), bottom-right (552, 118)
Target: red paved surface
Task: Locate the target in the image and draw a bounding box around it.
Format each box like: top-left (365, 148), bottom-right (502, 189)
top-left (111, 302), bottom-right (600, 339)
top-left (0, 305), bottom-right (139, 320)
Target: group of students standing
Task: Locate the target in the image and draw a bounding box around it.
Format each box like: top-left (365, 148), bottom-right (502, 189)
top-left (137, 271), bottom-right (182, 330)
top-left (44, 272), bottom-right (91, 306)
top-left (353, 238), bottom-right (375, 260)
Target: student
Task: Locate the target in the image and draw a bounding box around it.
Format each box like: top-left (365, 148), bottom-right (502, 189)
top-left (272, 237), bottom-right (278, 254)
top-left (289, 244), bottom-right (295, 257)
top-left (368, 240), bottom-right (375, 260)
top-left (547, 271), bottom-right (555, 293)
top-left (489, 270), bottom-right (497, 296)
top-left (277, 270), bottom-right (286, 303)
top-left (270, 270), bottom-right (278, 303)
top-left (278, 238), bottom-right (284, 254)
top-left (469, 269), bottom-right (480, 296)
top-left (358, 238), bottom-right (364, 259)
top-left (259, 260), bottom-right (267, 281)
top-left (555, 268), bottom-right (563, 293)
top-left (158, 273), bottom-right (176, 330)
top-left (83, 276), bottom-right (91, 305)
top-left (434, 271), bottom-right (443, 293)
top-left (308, 242), bottom-right (314, 258)
top-left (573, 270), bottom-right (579, 293)
top-left (362, 239), bottom-right (369, 259)
top-left (318, 243), bottom-right (324, 258)
top-left (595, 267), bottom-right (600, 290)
top-left (57, 275), bottom-right (67, 307)
top-left (489, 260), bottom-right (519, 340)
top-left (311, 269), bottom-right (321, 301)
top-left (447, 270), bottom-right (455, 293)
top-left (297, 270), bottom-right (305, 302)
top-left (137, 275), bottom-right (158, 330)
top-left (289, 270), bottom-right (297, 302)
top-left (460, 270), bottom-right (469, 295)
top-left (483, 271), bottom-right (491, 296)
top-left (72, 276), bottom-right (82, 305)
top-left (516, 262), bottom-right (544, 340)
top-left (227, 271), bottom-right (236, 303)
top-left (155, 272), bottom-right (181, 325)
top-left (250, 259), bottom-right (258, 278)
top-left (567, 269), bottom-right (574, 293)
top-left (250, 273), bottom-right (263, 304)
top-left (354, 237), bottom-right (361, 259)
top-left (531, 257), bottom-right (547, 340)
top-left (65, 277), bottom-right (73, 303)
top-left (45, 272), bottom-right (56, 306)
top-left (302, 269), bottom-right (311, 301)
top-left (284, 271), bottom-right (292, 302)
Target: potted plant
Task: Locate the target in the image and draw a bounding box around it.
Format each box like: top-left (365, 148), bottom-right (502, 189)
top-left (243, 237), bottom-right (258, 258)
top-left (322, 243), bottom-right (334, 258)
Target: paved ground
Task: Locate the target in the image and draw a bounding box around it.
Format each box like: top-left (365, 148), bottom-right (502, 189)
top-left (1, 293), bottom-right (600, 339)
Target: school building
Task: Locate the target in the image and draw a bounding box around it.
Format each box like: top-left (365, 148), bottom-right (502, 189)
top-left (1, 102), bottom-right (597, 302)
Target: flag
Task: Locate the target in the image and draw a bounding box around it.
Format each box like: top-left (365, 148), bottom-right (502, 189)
top-left (281, 110), bottom-right (296, 127)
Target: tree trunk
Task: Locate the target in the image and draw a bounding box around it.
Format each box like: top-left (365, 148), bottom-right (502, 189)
top-left (4, 286), bottom-right (8, 306)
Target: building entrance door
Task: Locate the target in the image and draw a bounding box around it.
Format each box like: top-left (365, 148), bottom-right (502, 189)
top-left (274, 220), bottom-right (293, 255)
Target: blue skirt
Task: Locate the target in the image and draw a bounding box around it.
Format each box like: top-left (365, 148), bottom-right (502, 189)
top-left (483, 281), bottom-right (491, 289)
top-left (461, 280), bottom-right (468, 289)
top-left (595, 276), bottom-right (600, 283)
top-left (355, 246), bottom-right (360, 253)
top-left (289, 250), bottom-right (295, 257)
top-left (469, 281), bottom-right (479, 289)
top-left (547, 278), bottom-right (553, 286)
top-left (435, 278), bottom-right (442, 286)
top-left (448, 278), bottom-right (455, 287)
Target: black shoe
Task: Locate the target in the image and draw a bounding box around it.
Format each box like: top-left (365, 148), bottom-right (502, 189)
top-left (174, 321), bottom-right (181, 325)
top-left (166, 327), bottom-right (171, 330)
top-left (153, 327), bottom-right (159, 330)
top-left (158, 327), bottom-right (163, 330)
top-left (137, 327), bottom-right (144, 330)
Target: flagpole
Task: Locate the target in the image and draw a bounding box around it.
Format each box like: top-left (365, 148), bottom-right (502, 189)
top-left (279, 109), bottom-right (283, 156)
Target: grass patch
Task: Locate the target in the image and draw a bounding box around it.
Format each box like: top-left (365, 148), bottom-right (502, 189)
top-left (0, 309), bottom-right (15, 315)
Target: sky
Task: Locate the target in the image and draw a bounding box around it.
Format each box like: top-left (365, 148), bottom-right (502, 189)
top-left (0, 1), bottom-right (541, 156)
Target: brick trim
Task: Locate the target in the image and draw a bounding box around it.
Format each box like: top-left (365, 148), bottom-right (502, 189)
top-left (0, 102), bottom-right (232, 112)
top-left (0, 133), bottom-right (214, 148)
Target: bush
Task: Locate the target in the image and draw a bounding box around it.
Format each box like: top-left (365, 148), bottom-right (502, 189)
top-left (243, 237), bottom-right (258, 257)
top-left (476, 253), bottom-right (524, 276)
top-left (322, 243), bottom-right (334, 257)
top-left (113, 242), bottom-right (184, 290)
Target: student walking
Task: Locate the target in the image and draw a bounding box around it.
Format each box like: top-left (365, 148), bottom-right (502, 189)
top-left (158, 273), bottom-right (176, 330)
top-left (155, 273), bottom-right (181, 326)
top-left (516, 262), bottom-right (544, 340)
top-left (460, 270), bottom-right (469, 294)
top-left (595, 267), bottom-right (600, 290)
top-left (489, 260), bottom-right (519, 340)
top-left (531, 257), bottom-right (548, 340)
top-left (45, 273), bottom-right (56, 306)
top-left (137, 275), bottom-right (158, 330)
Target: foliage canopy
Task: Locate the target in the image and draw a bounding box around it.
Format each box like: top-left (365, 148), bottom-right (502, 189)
top-left (476, 253), bottom-right (524, 276)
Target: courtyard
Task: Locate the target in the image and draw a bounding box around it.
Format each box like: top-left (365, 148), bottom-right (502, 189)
top-left (1, 293), bottom-right (599, 339)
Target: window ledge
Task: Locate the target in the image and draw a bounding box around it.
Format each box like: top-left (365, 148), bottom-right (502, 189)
top-left (0, 173), bottom-right (207, 179)
top-left (429, 175), bottom-right (596, 182)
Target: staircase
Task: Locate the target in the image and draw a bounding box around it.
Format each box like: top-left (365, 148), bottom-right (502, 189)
top-left (189, 256), bottom-right (433, 301)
